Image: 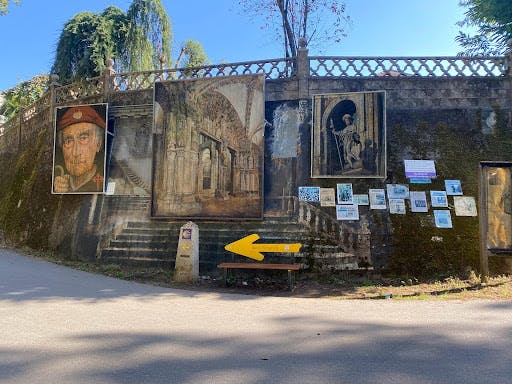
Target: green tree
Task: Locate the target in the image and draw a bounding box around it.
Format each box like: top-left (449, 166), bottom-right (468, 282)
top-left (0, 75), bottom-right (48, 121)
top-left (51, 0), bottom-right (175, 83)
top-left (238, 0), bottom-right (350, 57)
top-left (174, 40), bottom-right (209, 69)
top-left (456, 0), bottom-right (512, 55)
top-left (124, 0), bottom-right (172, 72)
top-left (0, 0), bottom-right (19, 15)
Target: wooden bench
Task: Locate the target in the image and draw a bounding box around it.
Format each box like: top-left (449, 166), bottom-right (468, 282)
top-left (217, 263), bottom-right (300, 290)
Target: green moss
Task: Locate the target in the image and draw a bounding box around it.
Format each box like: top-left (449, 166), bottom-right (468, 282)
top-left (0, 127), bottom-right (60, 248)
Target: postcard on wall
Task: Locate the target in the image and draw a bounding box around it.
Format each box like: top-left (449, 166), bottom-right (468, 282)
top-left (445, 179), bottom-right (463, 195)
top-left (386, 184), bottom-right (409, 199)
top-left (311, 91), bottom-right (386, 178)
top-left (353, 194), bottom-right (369, 206)
top-left (336, 204), bottom-right (360, 220)
top-left (389, 198), bottom-right (406, 214)
top-left (434, 210), bottom-right (453, 228)
top-left (410, 191), bottom-right (428, 212)
top-left (337, 183), bottom-right (354, 204)
top-left (404, 160), bottom-right (437, 179)
top-left (454, 196), bottom-right (478, 216)
top-left (319, 188), bottom-right (336, 207)
top-left (299, 186), bottom-right (320, 202)
top-left (430, 190), bottom-right (448, 208)
top-left (369, 189), bottom-right (387, 209)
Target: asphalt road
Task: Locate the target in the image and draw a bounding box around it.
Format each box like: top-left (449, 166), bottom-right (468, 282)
top-left (1, 248), bottom-right (511, 384)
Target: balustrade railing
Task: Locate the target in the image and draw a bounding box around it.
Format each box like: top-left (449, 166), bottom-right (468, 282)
top-left (112, 57), bottom-right (295, 91)
top-left (310, 56), bottom-right (508, 77)
top-left (54, 75), bottom-right (104, 105)
top-left (1, 53), bottom-right (510, 153)
top-left (297, 199), bottom-right (344, 241)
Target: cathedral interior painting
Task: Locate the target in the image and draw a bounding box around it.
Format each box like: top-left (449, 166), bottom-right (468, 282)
top-left (152, 75), bottom-right (265, 219)
top-left (311, 91), bottom-right (386, 178)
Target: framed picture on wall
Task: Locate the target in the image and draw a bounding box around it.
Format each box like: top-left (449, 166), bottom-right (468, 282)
top-left (311, 91), bottom-right (386, 178)
top-left (52, 103), bottom-right (108, 194)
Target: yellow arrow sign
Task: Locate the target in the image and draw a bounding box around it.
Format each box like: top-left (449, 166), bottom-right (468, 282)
top-left (224, 234), bottom-right (302, 261)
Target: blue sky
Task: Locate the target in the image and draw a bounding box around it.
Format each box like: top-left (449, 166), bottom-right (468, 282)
top-left (0, 0), bottom-right (470, 91)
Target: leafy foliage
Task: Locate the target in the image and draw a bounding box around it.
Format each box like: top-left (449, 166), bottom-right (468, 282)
top-left (456, 0), bottom-right (512, 55)
top-left (238, 0), bottom-right (350, 57)
top-left (0, 75), bottom-right (48, 121)
top-left (124, 0), bottom-right (172, 72)
top-left (51, 0), bottom-right (174, 83)
top-left (52, 11), bottom-right (121, 82)
top-left (0, 0), bottom-right (19, 15)
top-left (175, 40), bottom-right (209, 69)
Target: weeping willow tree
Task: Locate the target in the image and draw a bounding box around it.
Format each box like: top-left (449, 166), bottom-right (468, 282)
top-left (51, 0), bottom-right (174, 83)
top-left (124, 0), bottom-right (172, 72)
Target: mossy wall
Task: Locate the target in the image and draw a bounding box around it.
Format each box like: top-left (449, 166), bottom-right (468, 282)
top-left (0, 74), bottom-right (510, 277)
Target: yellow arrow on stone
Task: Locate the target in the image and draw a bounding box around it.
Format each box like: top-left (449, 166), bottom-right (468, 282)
top-left (224, 234), bottom-right (302, 261)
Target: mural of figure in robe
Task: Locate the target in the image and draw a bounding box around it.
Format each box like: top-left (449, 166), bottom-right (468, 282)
top-left (332, 113), bottom-right (363, 171)
top-left (312, 91), bottom-right (386, 178)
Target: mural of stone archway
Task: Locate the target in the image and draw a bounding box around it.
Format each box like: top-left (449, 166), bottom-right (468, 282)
top-left (152, 75), bottom-right (265, 219)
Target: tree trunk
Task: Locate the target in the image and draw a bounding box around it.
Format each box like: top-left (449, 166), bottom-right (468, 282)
top-left (277, 0), bottom-right (297, 57)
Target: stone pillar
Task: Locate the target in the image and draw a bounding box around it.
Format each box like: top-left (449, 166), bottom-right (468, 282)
top-left (174, 221), bottom-right (199, 283)
top-left (296, 42), bottom-right (309, 100)
top-left (103, 58), bottom-right (116, 101)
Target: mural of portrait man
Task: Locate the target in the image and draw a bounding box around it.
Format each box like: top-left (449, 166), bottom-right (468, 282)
top-left (53, 104), bottom-right (107, 193)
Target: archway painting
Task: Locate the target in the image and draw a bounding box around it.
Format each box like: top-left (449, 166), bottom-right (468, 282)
top-left (152, 75), bottom-right (265, 219)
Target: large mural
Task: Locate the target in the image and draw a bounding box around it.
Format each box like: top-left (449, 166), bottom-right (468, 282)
top-left (52, 103), bottom-right (108, 194)
top-left (311, 91), bottom-right (386, 178)
top-left (152, 75), bottom-right (265, 219)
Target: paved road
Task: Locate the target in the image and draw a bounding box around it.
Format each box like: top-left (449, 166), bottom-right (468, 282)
top-left (1, 248), bottom-right (511, 384)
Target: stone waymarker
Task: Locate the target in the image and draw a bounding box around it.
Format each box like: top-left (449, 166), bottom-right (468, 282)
top-left (174, 221), bottom-right (199, 283)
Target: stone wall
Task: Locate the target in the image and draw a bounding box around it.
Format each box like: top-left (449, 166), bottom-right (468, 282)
top-left (0, 54), bottom-right (511, 276)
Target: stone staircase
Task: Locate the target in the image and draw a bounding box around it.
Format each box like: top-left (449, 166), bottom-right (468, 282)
top-left (99, 195), bottom-right (359, 274)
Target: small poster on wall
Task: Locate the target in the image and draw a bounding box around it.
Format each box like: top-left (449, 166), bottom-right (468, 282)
top-left (369, 189), bottom-right (387, 209)
top-left (336, 204), bottom-right (360, 220)
top-left (434, 210), bottom-right (453, 228)
top-left (386, 184), bottom-right (409, 199)
top-left (454, 196), bottom-right (478, 216)
top-left (430, 190), bottom-right (448, 207)
top-left (410, 191), bottom-right (428, 212)
top-left (389, 198), bottom-right (406, 214)
top-left (404, 160), bottom-right (437, 178)
top-left (353, 194), bottom-right (370, 205)
top-left (298, 186), bottom-right (320, 202)
top-left (337, 183), bottom-right (354, 204)
top-left (445, 179), bottom-right (463, 195)
top-left (319, 188), bottom-right (336, 206)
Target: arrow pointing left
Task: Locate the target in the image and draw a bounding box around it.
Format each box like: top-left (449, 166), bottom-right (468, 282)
top-left (224, 234), bottom-right (302, 261)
